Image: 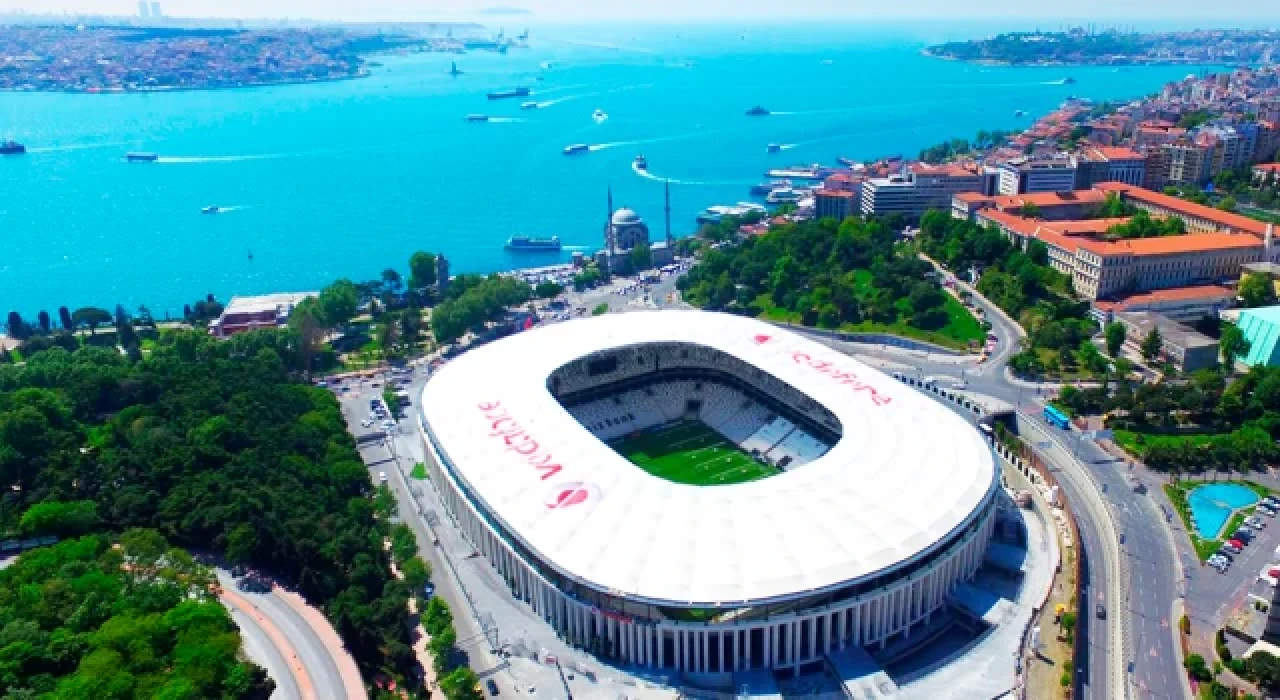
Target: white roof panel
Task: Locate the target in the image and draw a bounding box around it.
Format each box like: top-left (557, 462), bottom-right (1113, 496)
top-left (421, 310), bottom-right (996, 606)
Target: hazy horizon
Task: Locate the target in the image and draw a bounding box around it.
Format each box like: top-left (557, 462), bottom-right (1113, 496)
top-left (1, 0), bottom-right (1278, 23)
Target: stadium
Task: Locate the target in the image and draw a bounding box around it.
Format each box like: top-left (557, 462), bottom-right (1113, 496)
top-left (417, 310), bottom-right (999, 675)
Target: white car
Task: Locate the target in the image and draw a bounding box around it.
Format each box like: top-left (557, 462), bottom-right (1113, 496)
top-left (379, 471), bottom-right (388, 483)
top-left (361, 419), bottom-right (373, 428)
top-left (381, 420), bottom-right (396, 430)
top-left (1259, 506), bottom-right (1276, 517)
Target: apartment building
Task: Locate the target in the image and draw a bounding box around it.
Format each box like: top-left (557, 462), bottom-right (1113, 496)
top-left (1164, 141), bottom-right (1213, 187)
top-left (1076, 147), bottom-right (1148, 188)
top-left (996, 156), bottom-right (1079, 195)
top-left (860, 163), bottom-right (993, 219)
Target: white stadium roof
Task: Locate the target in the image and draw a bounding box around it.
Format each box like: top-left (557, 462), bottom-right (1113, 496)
top-left (420, 311), bottom-right (996, 607)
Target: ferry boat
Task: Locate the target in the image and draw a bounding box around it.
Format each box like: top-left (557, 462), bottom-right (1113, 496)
top-left (563, 144), bottom-right (590, 155)
top-left (749, 180), bottom-right (792, 197)
top-left (126, 152), bottom-right (159, 162)
top-left (764, 165), bottom-right (823, 180)
top-left (745, 106), bottom-right (770, 116)
top-left (505, 236), bottom-right (562, 252)
top-left (766, 187), bottom-right (802, 205)
top-left (520, 101), bottom-right (540, 110)
top-left (633, 154), bottom-right (648, 170)
top-left (0, 140), bottom-right (25, 155)
top-left (466, 114), bottom-right (490, 122)
top-left (766, 143), bottom-right (782, 153)
top-left (487, 87), bottom-right (531, 100)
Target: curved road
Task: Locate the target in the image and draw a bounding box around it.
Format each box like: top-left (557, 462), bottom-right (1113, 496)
top-left (218, 570), bottom-right (358, 700)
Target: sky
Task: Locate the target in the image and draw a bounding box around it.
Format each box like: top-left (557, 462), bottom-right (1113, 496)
top-left (2, 0), bottom-right (1279, 22)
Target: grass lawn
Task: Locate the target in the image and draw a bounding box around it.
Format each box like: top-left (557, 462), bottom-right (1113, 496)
top-left (1114, 429), bottom-right (1237, 460)
top-left (610, 420), bottom-right (776, 486)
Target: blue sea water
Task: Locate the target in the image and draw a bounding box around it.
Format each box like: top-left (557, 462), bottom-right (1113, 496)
top-left (0, 23), bottom-right (1221, 317)
top-left (1188, 483), bottom-right (1259, 540)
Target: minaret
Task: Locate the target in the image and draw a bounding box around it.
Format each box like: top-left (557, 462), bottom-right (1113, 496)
top-left (606, 186), bottom-right (615, 254)
top-left (664, 179), bottom-right (673, 247)
top-left (1267, 222), bottom-right (1275, 262)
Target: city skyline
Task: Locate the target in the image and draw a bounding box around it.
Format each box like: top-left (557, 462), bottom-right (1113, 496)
top-left (1, 0), bottom-right (1279, 22)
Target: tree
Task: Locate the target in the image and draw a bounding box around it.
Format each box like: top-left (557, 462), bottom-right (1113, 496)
top-left (402, 556), bottom-right (430, 592)
top-left (1059, 611), bottom-right (1077, 639)
top-left (36, 310), bottom-right (51, 334)
top-left (629, 243), bottom-right (653, 271)
top-left (1247, 650), bottom-right (1280, 691)
top-left (19, 500), bottom-right (100, 536)
top-left (1184, 653), bottom-right (1212, 682)
top-left (440, 667), bottom-right (483, 700)
top-left (409, 251), bottom-right (438, 290)
top-left (381, 268), bottom-right (404, 298)
top-left (1240, 272), bottom-right (1277, 308)
top-left (1218, 196), bottom-right (1237, 212)
top-left (1141, 327), bottom-right (1163, 363)
top-left (5, 310), bottom-right (29, 340)
top-left (318, 279), bottom-right (360, 327)
top-left (71, 307), bottom-right (112, 335)
top-left (1105, 322), bottom-right (1127, 358)
top-left (535, 281), bottom-right (564, 299)
top-left (1220, 323), bottom-right (1251, 369)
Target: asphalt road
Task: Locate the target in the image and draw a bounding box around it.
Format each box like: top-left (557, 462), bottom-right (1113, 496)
top-left (217, 568), bottom-right (349, 700)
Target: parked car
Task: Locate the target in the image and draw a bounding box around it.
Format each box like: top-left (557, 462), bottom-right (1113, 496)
top-left (1214, 550), bottom-right (1234, 562)
top-left (1229, 539), bottom-right (1246, 549)
top-left (1222, 543), bottom-right (1241, 554)
top-left (379, 471), bottom-right (388, 484)
top-left (1248, 517), bottom-right (1266, 529)
top-left (486, 679), bottom-right (500, 696)
top-left (1096, 603), bottom-right (1106, 619)
top-left (1258, 506), bottom-right (1276, 517)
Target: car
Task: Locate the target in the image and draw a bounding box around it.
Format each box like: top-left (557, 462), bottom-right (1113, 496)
top-left (1229, 539), bottom-right (1246, 549)
top-left (1096, 603), bottom-right (1106, 619)
top-left (1248, 518), bottom-right (1266, 529)
top-left (1209, 555), bottom-right (1230, 566)
top-left (379, 471), bottom-right (388, 483)
top-left (369, 399), bottom-right (380, 409)
top-left (1222, 543), bottom-right (1241, 554)
top-left (486, 679), bottom-right (500, 696)
top-left (1215, 550), bottom-right (1234, 562)
top-left (381, 421), bottom-right (396, 430)
top-left (1259, 506), bottom-right (1276, 517)
top-left (423, 582), bottom-right (435, 598)
top-left (361, 419), bottom-right (373, 428)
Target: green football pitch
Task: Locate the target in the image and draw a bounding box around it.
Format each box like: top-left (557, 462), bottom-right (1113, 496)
top-left (609, 420), bottom-right (778, 486)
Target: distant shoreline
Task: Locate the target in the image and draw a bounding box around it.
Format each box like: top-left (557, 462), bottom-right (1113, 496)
top-left (0, 70), bottom-right (372, 96)
top-left (920, 47), bottom-right (1227, 68)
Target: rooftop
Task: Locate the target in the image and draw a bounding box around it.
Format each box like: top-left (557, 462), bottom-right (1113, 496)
top-left (419, 311), bottom-right (997, 606)
top-left (221, 291), bottom-right (317, 316)
top-left (1095, 182), bottom-right (1271, 236)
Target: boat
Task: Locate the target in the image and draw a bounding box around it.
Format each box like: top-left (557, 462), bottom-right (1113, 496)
top-left (749, 179), bottom-right (792, 197)
top-left (505, 235), bottom-right (562, 252)
top-left (201, 205), bottom-right (222, 215)
top-left (126, 152), bottom-right (159, 162)
top-left (487, 87), bottom-right (531, 100)
top-left (633, 154), bottom-right (647, 170)
top-left (449, 61), bottom-right (462, 76)
top-left (697, 202), bottom-right (767, 224)
top-left (466, 114), bottom-right (490, 122)
top-left (592, 109), bottom-right (608, 123)
top-left (0, 140), bottom-right (25, 155)
top-left (1013, 110), bottom-right (1026, 118)
top-left (521, 101), bottom-right (540, 110)
top-left (766, 143), bottom-right (782, 153)
top-left (563, 144), bottom-right (590, 155)
top-left (745, 106), bottom-right (770, 117)
top-left (764, 165), bottom-right (823, 180)
top-left (766, 187), bottom-right (802, 205)
top-left (1063, 76), bottom-right (1077, 84)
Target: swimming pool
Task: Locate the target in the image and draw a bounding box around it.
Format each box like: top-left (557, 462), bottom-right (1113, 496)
top-left (1188, 483), bottom-right (1260, 539)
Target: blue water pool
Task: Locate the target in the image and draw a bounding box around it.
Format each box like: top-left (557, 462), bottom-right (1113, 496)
top-left (1188, 483), bottom-right (1260, 539)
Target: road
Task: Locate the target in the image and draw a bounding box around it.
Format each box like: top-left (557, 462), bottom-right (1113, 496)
top-left (862, 263), bottom-right (1186, 700)
top-left (217, 568), bottom-right (356, 700)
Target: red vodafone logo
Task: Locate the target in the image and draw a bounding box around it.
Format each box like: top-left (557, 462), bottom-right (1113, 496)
top-left (752, 334), bottom-right (772, 345)
top-left (545, 482), bottom-right (600, 510)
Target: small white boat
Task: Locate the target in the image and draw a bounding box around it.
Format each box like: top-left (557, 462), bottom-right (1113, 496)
top-left (592, 109), bottom-right (608, 123)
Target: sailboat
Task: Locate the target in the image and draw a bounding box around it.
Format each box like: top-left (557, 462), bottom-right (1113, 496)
top-left (449, 61), bottom-right (462, 76)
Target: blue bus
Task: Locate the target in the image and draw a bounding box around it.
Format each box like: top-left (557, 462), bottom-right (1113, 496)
top-left (1044, 405), bottom-right (1071, 430)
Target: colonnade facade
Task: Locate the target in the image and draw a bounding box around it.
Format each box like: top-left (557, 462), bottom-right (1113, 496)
top-left (421, 418), bottom-right (997, 673)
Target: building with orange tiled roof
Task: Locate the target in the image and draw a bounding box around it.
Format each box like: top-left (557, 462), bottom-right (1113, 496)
top-left (1094, 182), bottom-right (1270, 236)
top-left (1254, 162), bottom-right (1280, 183)
top-left (1092, 285), bottom-right (1236, 323)
top-left (951, 189), bottom-right (1109, 221)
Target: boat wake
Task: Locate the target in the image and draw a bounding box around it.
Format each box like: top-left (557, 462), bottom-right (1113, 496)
top-left (487, 117), bottom-right (527, 123)
top-left (777, 144), bottom-right (799, 151)
top-left (27, 141), bottom-right (130, 154)
top-left (631, 163), bottom-right (750, 187)
top-left (533, 83), bottom-right (587, 95)
top-left (157, 154), bottom-right (283, 164)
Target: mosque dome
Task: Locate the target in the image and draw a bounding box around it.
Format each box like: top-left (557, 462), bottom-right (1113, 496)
top-left (612, 208), bottom-right (642, 226)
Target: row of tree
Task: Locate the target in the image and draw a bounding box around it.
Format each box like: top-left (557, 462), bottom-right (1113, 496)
top-left (429, 274), bottom-right (533, 345)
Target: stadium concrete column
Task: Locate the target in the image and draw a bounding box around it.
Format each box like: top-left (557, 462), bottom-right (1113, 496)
top-left (790, 620), bottom-right (799, 671)
top-left (837, 610), bottom-right (845, 649)
top-left (681, 629), bottom-right (689, 670)
top-left (719, 630), bottom-right (726, 672)
top-left (700, 630), bottom-right (708, 673)
top-left (765, 624), bottom-right (774, 668)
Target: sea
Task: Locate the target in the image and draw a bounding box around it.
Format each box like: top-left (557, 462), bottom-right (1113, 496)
top-left (0, 22), bottom-right (1229, 318)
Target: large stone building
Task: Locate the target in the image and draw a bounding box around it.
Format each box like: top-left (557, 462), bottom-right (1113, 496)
top-left (996, 156), bottom-right (1079, 195)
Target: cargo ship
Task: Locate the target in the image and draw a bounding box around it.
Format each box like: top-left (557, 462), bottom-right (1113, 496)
top-left (0, 140), bottom-right (25, 155)
top-left (505, 236), bottom-right (562, 252)
top-left (745, 106), bottom-right (770, 116)
top-left (487, 87), bottom-right (531, 100)
top-left (563, 144), bottom-right (590, 155)
top-left (126, 152), bottom-right (159, 162)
